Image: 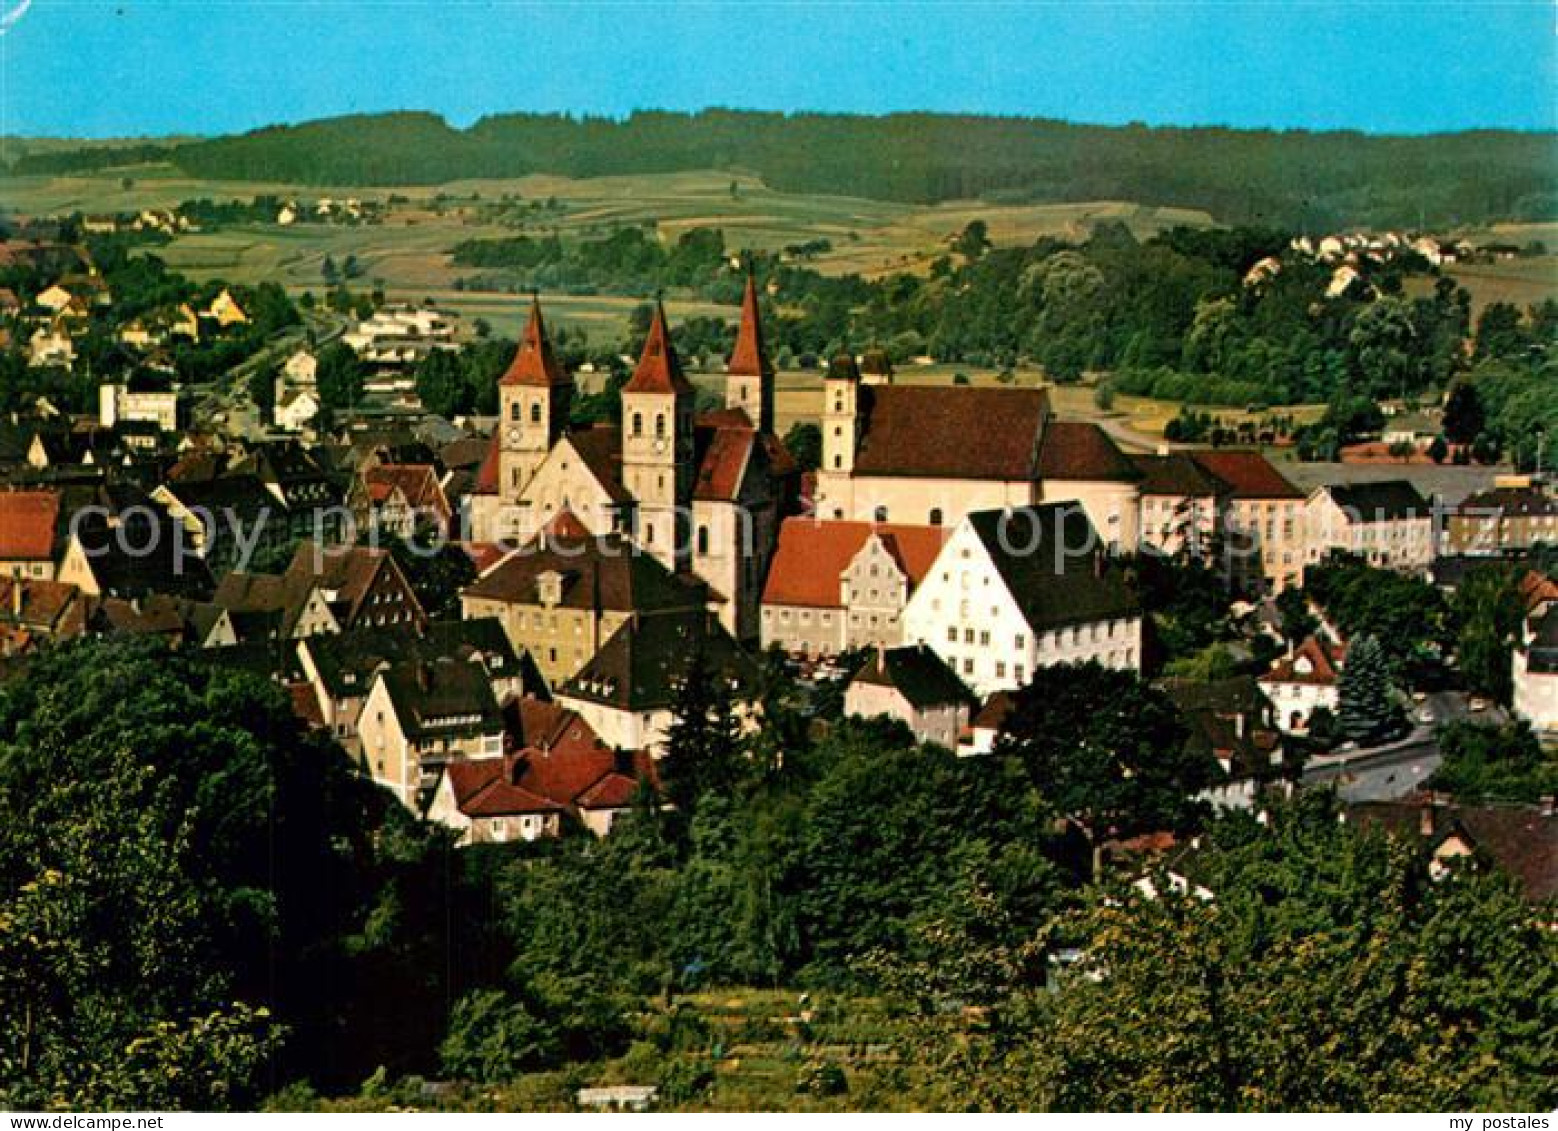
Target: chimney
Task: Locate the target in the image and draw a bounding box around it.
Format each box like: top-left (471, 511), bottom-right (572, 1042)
top-left (1093, 551), bottom-right (1105, 580)
top-left (9, 580), bottom-right (21, 619)
top-left (1419, 795), bottom-right (1437, 838)
top-left (876, 643), bottom-right (887, 675)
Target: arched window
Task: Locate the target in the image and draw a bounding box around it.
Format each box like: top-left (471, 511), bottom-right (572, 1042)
top-left (874, 505), bottom-right (888, 523)
top-left (530, 401), bottom-right (542, 424)
top-left (632, 412), bottom-right (643, 437)
top-left (833, 455), bottom-right (842, 469)
top-left (929, 507), bottom-right (943, 526)
top-left (655, 414), bottom-right (666, 440)
top-left (509, 401), bottom-right (521, 422)
top-left (697, 526), bottom-right (709, 555)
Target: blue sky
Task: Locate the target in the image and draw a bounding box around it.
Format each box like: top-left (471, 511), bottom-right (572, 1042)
top-left (1, 1), bottom-right (1553, 138)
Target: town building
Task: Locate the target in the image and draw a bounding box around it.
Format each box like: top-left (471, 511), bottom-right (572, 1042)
top-left (460, 513), bottom-right (713, 692)
top-left (900, 504), bottom-right (1144, 697)
top-left (1443, 480), bottom-right (1558, 556)
top-left (426, 698), bottom-right (658, 843)
top-left (555, 608), bottom-right (757, 756)
top-left (759, 518), bottom-right (947, 656)
top-left (0, 490), bottom-right (64, 579)
top-left (212, 543), bottom-right (426, 639)
top-left (294, 617), bottom-right (525, 748)
top-left (1186, 450), bottom-right (1306, 593)
top-left (1129, 451), bottom-right (1230, 560)
top-left (358, 657), bottom-right (507, 810)
top-left (1512, 601), bottom-right (1558, 736)
top-left (843, 643), bottom-right (975, 749)
top-left (1306, 480), bottom-right (1435, 573)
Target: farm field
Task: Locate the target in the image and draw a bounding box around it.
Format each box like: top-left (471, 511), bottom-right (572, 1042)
top-left (1424, 255), bottom-right (1558, 318)
top-left (1, 163), bottom-right (1215, 294)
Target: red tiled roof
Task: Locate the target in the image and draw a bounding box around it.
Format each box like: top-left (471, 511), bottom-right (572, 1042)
top-left (1259, 636), bottom-right (1345, 687)
top-left (461, 541), bottom-right (510, 575)
top-left (363, 464), bottom-right (451, 523)
top-left (0, 490), bottom-right (62, 561)
top-left (726, 275), bottom-right (773, 378)
top-left (694, 425), bottom-right (753, 502)
top-left (287, 681), bottom-right (326, 729)
top-left (623, 301), bottom-right (693, 395)
top-left (1037, 421), bottom-right (1139, 482)
top-left (854, 386), bottom-right (1048, 481)
top-left (1189, 450), bottom-right (1304, 499)
top-left (446, 760), bottom-right (565, 817)
top-left (471, 434), bottom-right (500, 495)
top-left (762, 518), bottom-right (949, 608)
top-left (500, 296), bottom-right (570, 388)
top-left (1518, 570), bottom-right (1558, 612)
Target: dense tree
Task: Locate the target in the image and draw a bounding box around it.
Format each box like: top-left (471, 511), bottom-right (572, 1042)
top-left (1450, 564), bottom-right (1528, 703)
top-left (993, 663), bottom-right (1215, 875)
top-left (1428, 720), bottom-right (1558, 804)
top-left (0, 640), bottom-right (441, 1106)
top-left (933, 797), bottom-right (1557, 1111)
top-left (1442, 381), bottom-right (1486, 445)
top-left (314, 340), bottom-right (365, 409)
top-left (782, 422), bottom-right (822, 473)
top-left (659, 644), bottom-right (750, 818)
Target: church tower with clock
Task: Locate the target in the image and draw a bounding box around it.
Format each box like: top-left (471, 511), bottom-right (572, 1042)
top-left (498, 296), bottom-right (573, 498)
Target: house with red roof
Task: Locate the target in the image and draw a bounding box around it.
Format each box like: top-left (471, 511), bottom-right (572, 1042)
top-left (1258, 635), bottom-right (1346, 734)
top-left (1187, 449), bottom-right (1307, 593)
top-left (425, 697), bottom-right (659, 843)
top-left (353, 463), bottom-right (453, 538)
top-left (0, 489), bottom-right (65, 580)
top-left (760, 517), bottom-right (949, 657)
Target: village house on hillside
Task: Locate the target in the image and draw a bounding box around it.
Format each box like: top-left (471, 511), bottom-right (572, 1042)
top-left (1258, 635), bottom-right (1346, 734)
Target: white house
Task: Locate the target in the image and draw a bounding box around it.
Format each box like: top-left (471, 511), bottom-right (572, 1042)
top-left (1306, 480), bottom-right (1435, 573)
top-left (843, 643), bottom-right (975, 750)
top-left (1513, 603), bottom-right (1558, 736)
top-left (900, 504), bottom-right (1144, 698)
top-left (1258, 636), bottom-right (1345, 734)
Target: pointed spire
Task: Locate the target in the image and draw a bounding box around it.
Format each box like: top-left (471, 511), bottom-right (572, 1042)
top-left (624, 300), bottom-right (694, 395)
top-left (499, 294), bottom-right (569, 387)
top-left (727, 274), bottom-right (773, 378)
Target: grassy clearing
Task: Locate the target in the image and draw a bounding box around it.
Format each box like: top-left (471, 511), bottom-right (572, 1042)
top-left (1410, 256), bottom-right (1558, 318)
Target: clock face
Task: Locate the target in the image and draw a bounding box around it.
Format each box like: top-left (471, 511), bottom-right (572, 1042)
top-left (508, 428), bottom-right (520, 444)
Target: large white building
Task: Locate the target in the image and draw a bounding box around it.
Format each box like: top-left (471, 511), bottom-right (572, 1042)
top-left (900, 504), bottom-right (1144, 697)
top-left (813, 354), bottom-right (1142, 548)
top-left (1513, 603), bottom-right (1558, 736)
top-left (1306, 480), bottom-right (1435, 573)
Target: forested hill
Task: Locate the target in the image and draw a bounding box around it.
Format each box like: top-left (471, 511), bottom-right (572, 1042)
top-left (12, 109), bottom-right (1557, 229)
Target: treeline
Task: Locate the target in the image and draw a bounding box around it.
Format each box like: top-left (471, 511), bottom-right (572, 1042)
top-left (17, 110), bottom-right (1556, 228)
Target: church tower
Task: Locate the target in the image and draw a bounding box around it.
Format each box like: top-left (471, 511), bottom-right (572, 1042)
top-left (816, 352), bottom-right (862, 520)
top-left (724, 274), bottom-right (774, 432)
top-left (498, 296), bottom-right (572, 499)
top-left (621, 301), bottom-right (695, 569)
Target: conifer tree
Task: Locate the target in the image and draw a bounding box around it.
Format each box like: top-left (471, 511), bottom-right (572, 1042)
top-left (660, 641), bottom-right (746, 817)
top-left (1337, 634), bottom-right (1403, 745)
